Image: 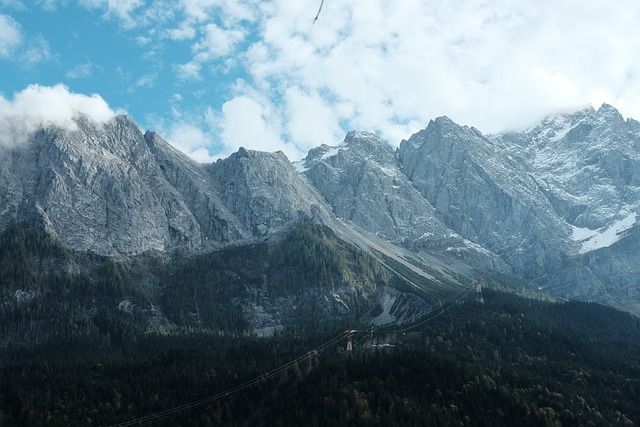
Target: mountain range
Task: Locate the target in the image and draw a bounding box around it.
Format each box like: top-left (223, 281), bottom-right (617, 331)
top-left (1, 103), bottom-right (639, 339)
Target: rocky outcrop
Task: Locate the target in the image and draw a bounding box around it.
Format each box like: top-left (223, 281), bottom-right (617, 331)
top-left (396, 116), bottom-right (571, 278)
top-left (0, 115), bottom-right (330, 257)
top-left (302, 131), bottom-right (461, 248)
top-left (300, 106), bottom-right (640, 313)
top-left (393, 106), bottom-right (640, 310)
top-left (142, 130), bottom-right (249, 247)
top-left (208, 147), bottom-right (333, 238)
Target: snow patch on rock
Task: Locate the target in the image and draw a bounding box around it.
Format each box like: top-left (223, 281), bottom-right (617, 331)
top-left (572, 212), bottom-right (637, 254)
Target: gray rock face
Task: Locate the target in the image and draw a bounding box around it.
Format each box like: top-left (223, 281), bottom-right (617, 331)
top-left (540, 222), bottom-right (640, 316)
top-left (397, 116), bottom-right (572, 278)
top-left (143, 131), bottom-right (249, 247)
top-left (300, 131), bottom-right (514, 273)
top-left (393, 105), bottom-right (640, 310)
top-left (492, 104), bottom-right (640, 301)
top-left (0, 115), bottom-right (328, 257)
top-left (208, 148), bottom-right (333, 238)
top-left (2, 104), bottom-right (640, 318)
top-left (500, 104), bottom-right (640, 231)
top-left (302, 131), bottom-right (460, 248)
top-left (3, 116), bottom-right (189, 255)
top-left (299, 106), bottom-right (640, 313)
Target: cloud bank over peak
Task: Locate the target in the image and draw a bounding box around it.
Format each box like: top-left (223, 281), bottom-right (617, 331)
top-left (0, 84), bottom-right (118, 146)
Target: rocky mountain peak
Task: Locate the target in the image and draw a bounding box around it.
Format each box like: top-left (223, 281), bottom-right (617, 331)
top-left (425, 115), bottom-right (481, 137)
top-left (504, 103), bottom-right (640, 232)
top-left (300, 128), bottom-right (483, 259)
top-left (1, 115), bottom-right (270, 256)
top-left (343, 130), bottom-right (390, 151)
top-left (2, 105), bottom-right (640, 318)
top-left (209, 147), bottom-right (333, 237)
top-left (397, 116), bottom-right (487, 172)
top-left (397, 114), bottom-right (574, 279)
top-left (596, 103), bottom-right (624, 121)
top-left (341, 131), bottom-right (399, 169)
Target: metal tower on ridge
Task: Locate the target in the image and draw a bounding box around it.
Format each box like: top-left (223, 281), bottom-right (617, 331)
top-left (345, 330), bottom-right (355, 351)
top-left (475, 277), bottom-right (484, 304)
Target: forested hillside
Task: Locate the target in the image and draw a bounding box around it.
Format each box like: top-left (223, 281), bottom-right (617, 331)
top-left (2, 223), bottom-right (640, 425)
top-left (2, 289), bottom-right (640, 426)
top-left (0, 222), bottom-right (407, 359)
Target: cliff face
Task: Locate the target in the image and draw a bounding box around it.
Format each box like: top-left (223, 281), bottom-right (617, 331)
top-left (393, 105), bottom-right (640, 306)
top-left (298, 105), bottom-right (640, 313)
top-left (299, 130), bottom-right (510, 272)
top-left (301, 131), bottom-right (449, 244)
top-left (11, 115), bottom-right (236, 255)
top-left (396, 116), bottom-right (572, 278)
top-left (208, 147), bottom-right (333, 238)
top-left (494, 104), bottom-right (640, 301)
top-left (0, 115), bottom-right (333, 257)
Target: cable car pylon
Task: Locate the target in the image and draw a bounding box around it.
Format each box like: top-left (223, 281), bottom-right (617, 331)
top-left (345, 329), bottom-right (356, 351)
top-left (475, 277), bottom-right (484, 304)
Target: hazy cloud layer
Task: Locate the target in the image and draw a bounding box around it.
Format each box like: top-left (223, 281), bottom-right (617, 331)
top-left (0, 84), bottom-right (116, 146)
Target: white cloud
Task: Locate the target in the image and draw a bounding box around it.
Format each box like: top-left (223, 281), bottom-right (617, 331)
top-left (166, 22), bottom-right (196, 41)
top-left (0, 14), bottom-right (22, 57)
top-left (21, 33), bottom-right (52, 66)
top-left (193, 23), bottom-right (244, 60)
top-left (226, 0), bottom-right (640, 148)
top-left (132, 73), bottom-right (157, 90)
top-left (135, 34), bottom-right (152, 45)
top-left (10, 0), bottom-right (640, 162)
top-left (66, 62), bottom-right (95, 79)
top-left (108, 0), bottom-right (144, 22)
top-left (0, 1), bottom-right (27, 10)
top-left (213, 95), bottom-right (301, 160)
top-left (164, 121), bottom-right (217, 163)
top-left (175, 61), bottom-right (202, 80)
top-left (179, 0), bottom-right (258, 24)
top-left (115, 0), bottom-right (640, 160)
top-left (0, 84), bottom-right (116, 146)
top-left (178, 0), bottom-right (216, 22)
top-left (36, 0), bottom-right (61, 11)
top-left (78, 0), bottom-right (144, 28)
top-left (285, 87), bottom-right (342, 151)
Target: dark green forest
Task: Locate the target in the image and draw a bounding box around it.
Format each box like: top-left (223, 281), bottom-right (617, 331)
top-left (1, 223), bottom-right (640, 426)
top-left (0, 222), bottom-right (390, 356)
top-left (2, 290), bottom-right (640, 426)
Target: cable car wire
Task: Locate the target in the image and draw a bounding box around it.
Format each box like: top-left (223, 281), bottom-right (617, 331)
top-left (110, 332), bottom-right (345, 426)
top-left (111, 282), bottom-right (475, 426)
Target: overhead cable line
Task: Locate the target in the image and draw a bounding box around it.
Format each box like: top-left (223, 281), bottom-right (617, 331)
top-left (112, 279), bottom-right (476, 426)
top-left (110, 332), bottom-right (345, 426)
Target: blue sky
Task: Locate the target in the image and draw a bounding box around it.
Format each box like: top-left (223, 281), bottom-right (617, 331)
top-left (1, 1), bottom-right (640, 162)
